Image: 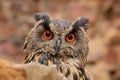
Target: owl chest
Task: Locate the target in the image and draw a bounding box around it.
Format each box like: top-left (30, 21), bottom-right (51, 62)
top-left (25, 53), bottom-right (89, 80)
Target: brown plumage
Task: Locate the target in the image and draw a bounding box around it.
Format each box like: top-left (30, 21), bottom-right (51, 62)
top-left (23, 13), bottom-right (90, 80)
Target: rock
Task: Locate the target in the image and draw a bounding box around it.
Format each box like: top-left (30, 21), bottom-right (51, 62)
top-left (0, 59), bottom-right (26, 80)
top-left (0, 59), bottom-right (67, 80)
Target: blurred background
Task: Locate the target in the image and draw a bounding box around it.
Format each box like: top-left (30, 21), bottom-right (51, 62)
top-left (0, 0), bottom-right (120, 80)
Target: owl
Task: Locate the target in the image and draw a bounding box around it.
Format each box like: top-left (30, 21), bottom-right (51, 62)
top-left (23, 13), bottom-right (89, 80)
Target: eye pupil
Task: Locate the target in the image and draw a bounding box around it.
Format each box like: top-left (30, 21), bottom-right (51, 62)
top-left (68, 35), bottom-right (73, 40)
top-left (45, 31), bottom-right (51, 37)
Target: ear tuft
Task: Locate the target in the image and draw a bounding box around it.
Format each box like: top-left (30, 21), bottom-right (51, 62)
top-left (72, 17), bottom-right (89, 31)
top-left (34, 13), bottom-right (50, 21)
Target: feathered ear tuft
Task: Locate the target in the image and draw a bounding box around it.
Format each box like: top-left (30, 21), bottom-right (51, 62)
top-left (34, 13), bottom-right (50, 21)
top-left (72, 17), bottom-right (89, 31)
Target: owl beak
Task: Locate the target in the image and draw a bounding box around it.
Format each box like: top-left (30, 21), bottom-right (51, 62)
top-left (54, 39), bottom-right (61, 53)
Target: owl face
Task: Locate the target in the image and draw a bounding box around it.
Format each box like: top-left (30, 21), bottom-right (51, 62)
top-left (24, 13), bottom-right (89, 64)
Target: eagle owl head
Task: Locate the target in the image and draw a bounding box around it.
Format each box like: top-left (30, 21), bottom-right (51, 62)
top-left (23, 13), bottom-right (89, 66)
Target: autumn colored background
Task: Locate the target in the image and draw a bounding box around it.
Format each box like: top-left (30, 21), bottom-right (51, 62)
top-left (0, 0), bottom-right (120, 80)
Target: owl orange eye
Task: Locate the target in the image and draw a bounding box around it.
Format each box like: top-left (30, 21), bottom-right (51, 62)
top-left (65, 33), bottom-right (76, 43)
top-left (43, 30), bottom-right (53, 40)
